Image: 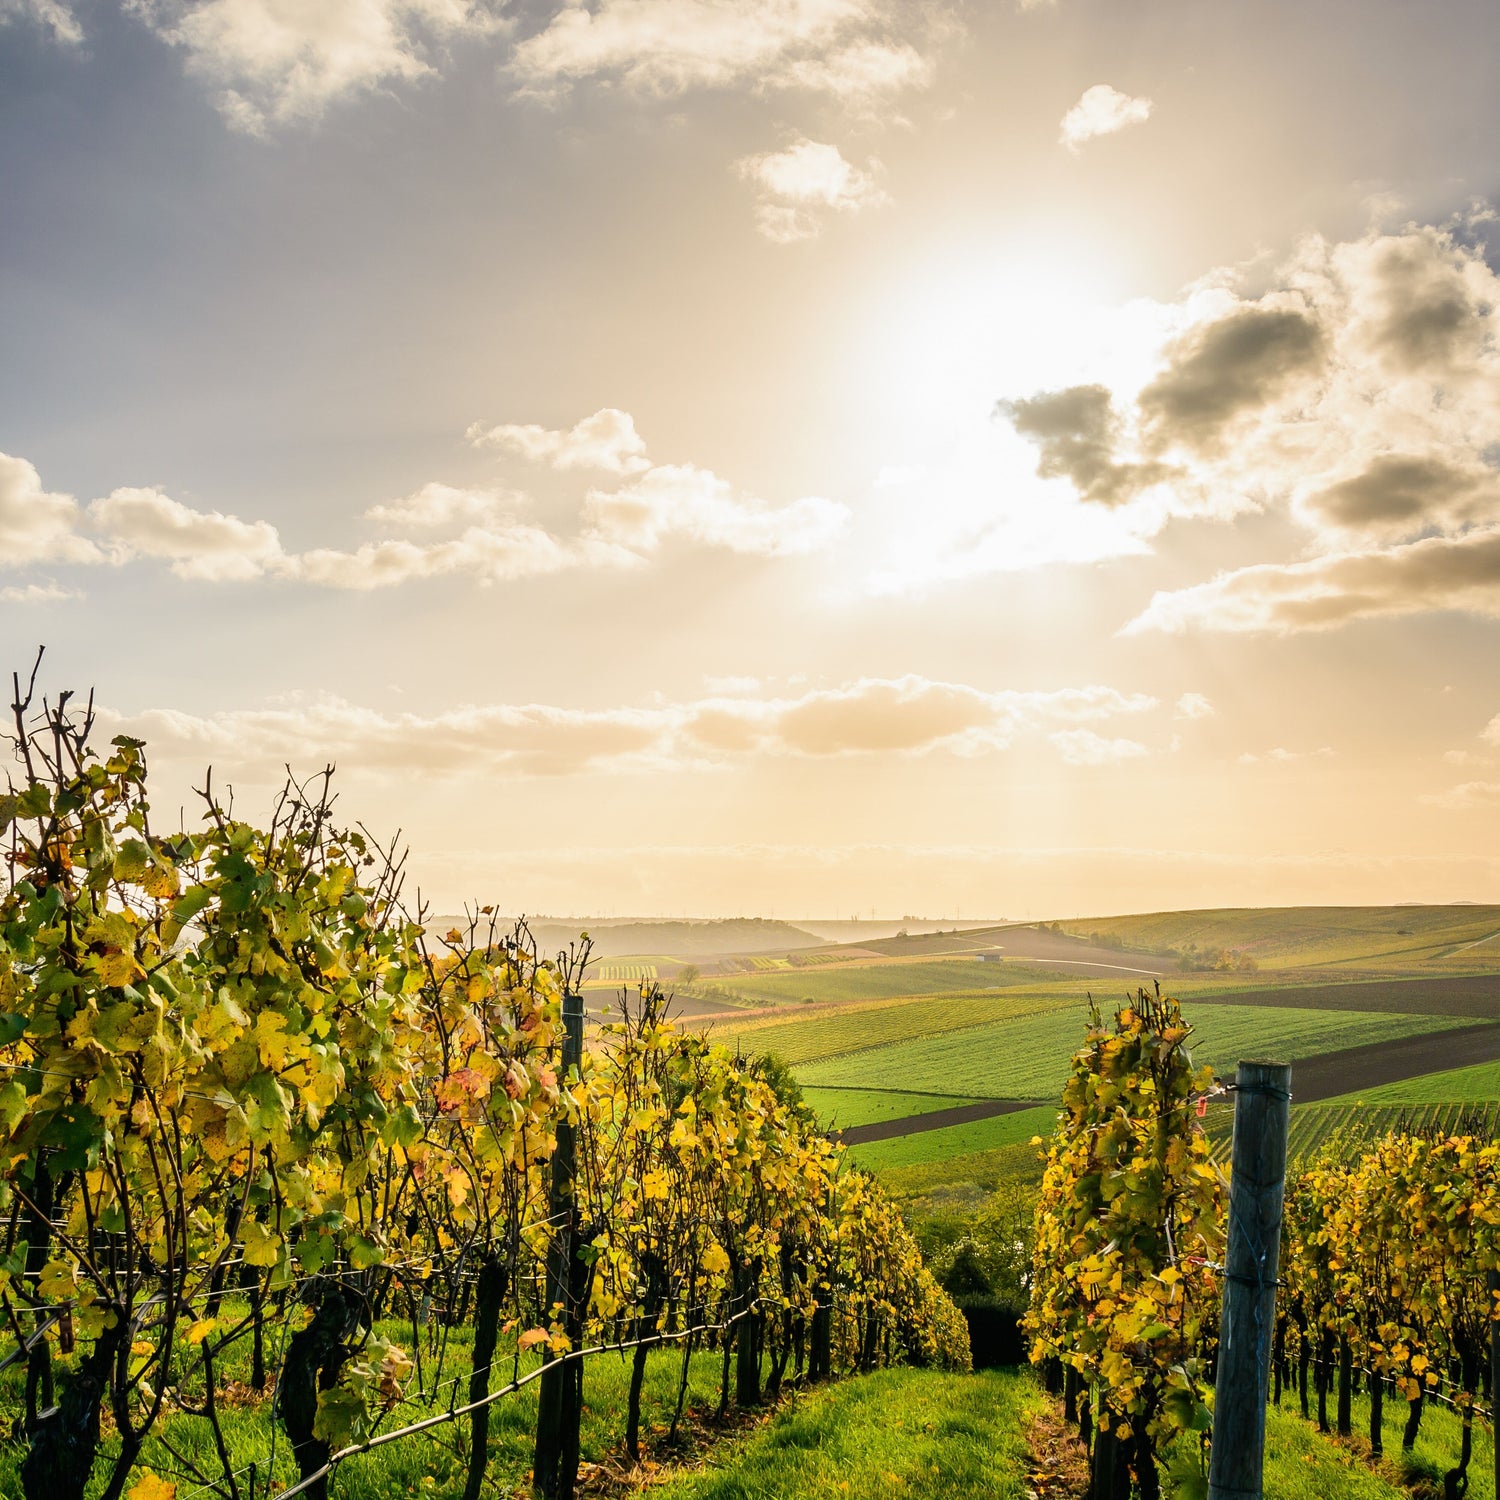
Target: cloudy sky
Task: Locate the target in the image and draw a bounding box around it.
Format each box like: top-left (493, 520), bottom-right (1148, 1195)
top-left (5, 0), bottom-right (1500, 919)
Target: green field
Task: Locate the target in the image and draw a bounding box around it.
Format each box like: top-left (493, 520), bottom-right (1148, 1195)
top-left (721, 989), bottom-right (1079, 1066)
top-left (704, 957), bottom-right (1065, 1007)
top-left (801, 1085), bottom-right (979, 1128)
top-left (795, 1002), bottom-right (1464, 1101)
top-left (846, 1105), bottom-right (1058, 1172)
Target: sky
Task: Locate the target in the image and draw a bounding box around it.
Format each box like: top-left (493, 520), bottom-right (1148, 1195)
top-left (5, 0), bottom-right (1500, 920)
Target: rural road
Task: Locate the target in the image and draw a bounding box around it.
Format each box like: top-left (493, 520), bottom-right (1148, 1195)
top-left (834, 1097), bottom-right (1048, 1145)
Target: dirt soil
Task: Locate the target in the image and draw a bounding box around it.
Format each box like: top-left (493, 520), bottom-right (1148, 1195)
top-left (836, 1097), bottom-right (1048, 1145)
top-left (1290, 1020), bottom-right (1500, 1101)
top-left (1024, 1397), bottom-right (1091, 1499)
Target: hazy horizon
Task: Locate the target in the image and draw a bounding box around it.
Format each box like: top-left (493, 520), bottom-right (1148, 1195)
top-left (7, 1), bottom-right (1500, 915)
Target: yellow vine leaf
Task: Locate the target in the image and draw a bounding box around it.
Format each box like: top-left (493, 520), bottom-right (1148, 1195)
top-left (127, 1474), bottom-right (177, 1500)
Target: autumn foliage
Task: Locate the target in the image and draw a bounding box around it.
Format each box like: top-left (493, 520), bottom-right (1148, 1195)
top-left (0, 671), bottom-right (966, 1500)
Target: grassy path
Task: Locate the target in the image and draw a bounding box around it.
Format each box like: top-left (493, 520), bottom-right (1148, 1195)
top-left (653, 1367), bottom-right (1041, 1500)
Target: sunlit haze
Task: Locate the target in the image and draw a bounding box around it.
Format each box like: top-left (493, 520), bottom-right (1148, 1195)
top-left (6, 0), bottom-right (1500, 917)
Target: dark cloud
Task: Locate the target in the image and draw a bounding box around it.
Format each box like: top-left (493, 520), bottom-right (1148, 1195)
top-left (999, 384), bottom-right (1172, 506)
top-left (1126, 525), bottom-right (1500, 634)
top-left (1305, 452), bottom-right (1496, 535)
top-left (1139, 305), bottom-right (1326, 449)
top-left (1361, 232), bottom-right (1493, 374)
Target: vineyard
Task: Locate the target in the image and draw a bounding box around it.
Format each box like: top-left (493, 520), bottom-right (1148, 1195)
top-left (1279, 1101), bottom-right (1500, 1163)
top-left (1027, 990), bottom-right (1500, 1500)
top-left (0, 677), bottom-right (967, 1500)
top-left (589, 960), bottom-right (659, 984)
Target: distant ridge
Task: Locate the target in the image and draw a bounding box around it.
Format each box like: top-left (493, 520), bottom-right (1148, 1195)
top-left (425, 916), bottom-right (825, 958)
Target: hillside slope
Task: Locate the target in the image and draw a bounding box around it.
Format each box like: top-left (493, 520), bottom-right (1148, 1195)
top-left (1053, 905), bottom-right (1500, 971)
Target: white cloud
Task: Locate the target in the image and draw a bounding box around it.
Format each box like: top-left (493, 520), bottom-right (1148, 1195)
top-left (127, 0), bottom-right (507, 133)
top-left (0, 452), bottom-right (102, 567)
top-left (363, 481), bottom-right (514, 528)
top-left (468, 407), bottom-right (847, 556)
top-left (110, 696), bottom-right (674, 778)
top-left (1049, 728), bottom-right (1149, 765)
top-left (0, 581), bottom-right (80, 605)
top-left (2, 426), bottom-right (848, 593)
top-left (978, 214), bottom-right (1500, 629)
top-left (1236, 746), bottom-right (1336, 765)
top-left (108, 675), bottom-right (1157, 779)
top-left (736, 137), bottom-right (888, 242)
top-left (467, 408), bottom-right (651, 475)
top-left (1124, 527), bottom-right (1500, 635)
top-left (1059, 83), bottom-right (1152, 153)
top-left (1444, 749), bottom-right (1494, 768)
top-left (89, 486), bottom-right (285, 581)
top-left (686, 678), bottom-right (1155, 757)
top-left (507, 0), bottom-right (938, 106)
top-left (1174, 692), bottom-right (1214, 720)
top-left (0, 0), bottom-right (82, 44)
top-left (584, 462), bottom-right (848, 555)
top-left (1422, 781), bottom-right (1500, 810)
top-left (284, 526), bottom-right (642, 589)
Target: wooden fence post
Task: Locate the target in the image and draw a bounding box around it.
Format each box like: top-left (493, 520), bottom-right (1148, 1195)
top-left (533, 989), bottom-right (586, 1499)
top-left (1207, 1060), bottom-right (1292, 1500)
top-left (1490, 1268), bottom-right (1499, 1500)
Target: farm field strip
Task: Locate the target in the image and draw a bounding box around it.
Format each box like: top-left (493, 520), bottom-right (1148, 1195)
top-left (588, 959), bottom-right (658, 983)
top-left (702, 956), bottom-right (1072, 1007)
top-left (846, 1105), bottom-right (1059, 1173)
top-left (837, 1097), bottom-right (1048, 1145)
top-left (719, 990), bottom-right (1083, 1066)
top-left (799, 1086), bottom-right (980, 1130)
top-left (1285, 1020), bottom-right (1500, 1102)
top-left (1176, 973), bottom-right (1500, 1018)
top-left (795, 1003), bottom-right (1470, 1103)
top-left (1321, 1056), bottom-right (1500, 1104)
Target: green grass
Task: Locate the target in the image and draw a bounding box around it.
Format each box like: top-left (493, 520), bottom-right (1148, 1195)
top-left (719, 989), bottom-right (1080, 1066)
top-left (845, 1106), bottom-right (1058, 1173)
top-left (654, 1366), bottom-right (1039, 1500)
top-left (875, 1140), bottom-right (1050, 1220)
top-left (800, 1086), bottom-right (978, 1129)
top-left (794, 1003), bottom-right (1464, 1102)
top-left (704, 959), bottom-right (1066, 1008)
top-left (1257, 1380), bottom-right (1495, 1500)
top-left (1251, 1403), bottom-right (1427, 1500)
